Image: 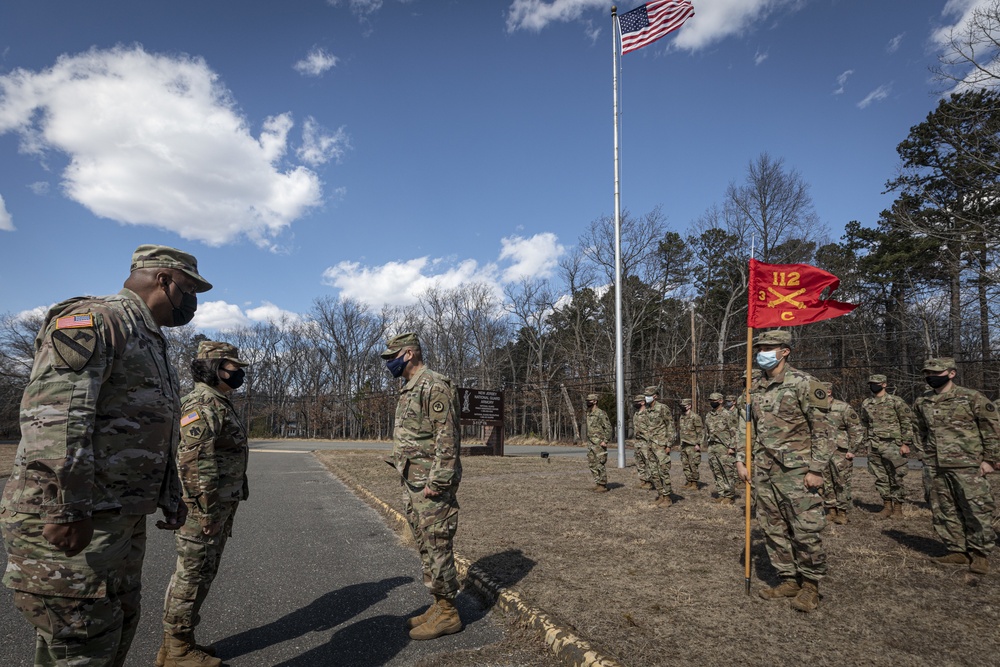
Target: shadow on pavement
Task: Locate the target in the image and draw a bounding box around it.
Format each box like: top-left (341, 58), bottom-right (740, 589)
top-left (214, 576), bottom-right (412, 661)
top-left (272, 613), bottom-right (410, 667)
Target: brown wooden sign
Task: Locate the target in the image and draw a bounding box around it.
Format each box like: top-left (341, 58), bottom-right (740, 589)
top-left (458, 388), bottom-right (504, 425)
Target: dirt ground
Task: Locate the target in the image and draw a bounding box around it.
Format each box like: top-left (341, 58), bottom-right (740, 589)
top-left (0, 443), bottom-right (15, 477)
top-left (318, 450), bottom-right (1000, 667)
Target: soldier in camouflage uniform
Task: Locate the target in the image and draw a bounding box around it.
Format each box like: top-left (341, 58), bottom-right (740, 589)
top-left (860, 373), bottom-right (914, 519)
top-left (678, 398), bottom-right (704, 490)
top-left (821, 383), bottom-right (863, 525)
top-left (631, 390), bottom-right (655, 489)
top-left (157, 342), bottom-right (250, 667)
top-left (913, 357), bottom-right (1000, 575)
top-left (724, 394), bottom-right (737, 415)
top-left (738, 330), bottom-right (832, 613)
top-left (585, 394), bottom-right (612, 492)
top-left (382, 332), bottom-right (464, 640)
top-left (1, 245), bottom-right (210, 667)
top-left (705, 392), bottom-right (738, 505)
top-left (644, 386), bottom-right (676, 507)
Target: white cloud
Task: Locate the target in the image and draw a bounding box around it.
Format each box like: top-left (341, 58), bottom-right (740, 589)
top-left (245, 301), bottom-right (303, 326)
top-left (833, 69), bottom-right (853, 95)
top-left (323, 232), bottom-right (566, 307)
top-left (297, 117), bottom-right (349, 166)
top-left (0, 45), bottom-right (326, 247)
top-left (506, 0), bottom-right (604, 33)
top-left (15, 305), bottom-right (49, 322)
top-left (933, 0), bottom-right (1000, 91)
top-left (857, 83), bottom-right (891, 109)
top-left (327, 0), bottom-right (384, 20)
top-left (754, 48), bottom-right (769, 66)
top-left (886, 32), bottom-right (904, 53)
top-left (28, 181), bottom-right (49, 195)
top-left (192, 299), bottom-right (303, 331)
top-left (293, 47), bottom-right (339, 77)
top-left (0, 194), bottom-right (13, 231)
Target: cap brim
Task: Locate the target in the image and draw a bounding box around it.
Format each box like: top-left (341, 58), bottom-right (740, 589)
top-left (180, 268), bottom-right (213, 293)
top-left (380, 347), bottom-right (398, 359)
top-left (224, 356), bottom-right (249, 367)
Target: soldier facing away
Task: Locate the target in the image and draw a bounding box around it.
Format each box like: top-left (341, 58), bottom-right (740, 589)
top-left (821, 382), bottom-right (863, 525)
top-left (913, 357), bottom-right (1000, 575)
top-left (859, 373), bottom-right (914, 519)
top-left (1, 244), bottom-right (211, 667)
top-left (678, 398), bottom-right (704, 490)
top-left (382, 332), bottom-right (464, 640)
top-left (737, 330), bottom-right (832, 612)
top-left (644, 386), bottom-right (676, 507)
top-left (158, 341), bottom-right (251, 667)
top-left (704, 392), bottom-right (738, 505)
top-left (585, 394), bottom-right (612, 492)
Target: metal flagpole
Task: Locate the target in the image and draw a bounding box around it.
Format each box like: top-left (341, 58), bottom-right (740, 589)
top-left (612, 5), bottom-right (626, 468)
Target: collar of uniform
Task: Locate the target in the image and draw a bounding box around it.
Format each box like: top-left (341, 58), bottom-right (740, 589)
top-left (763, 366), bottom-right (788, 386)
top-left (194, 380), bottom-right (232, 405)
top-left (118, 287), bottom-right (164, 336)
top-left (401, 364), bottom-right (429, 392)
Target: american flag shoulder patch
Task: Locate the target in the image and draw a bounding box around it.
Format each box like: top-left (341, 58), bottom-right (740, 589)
top-left (55, 314), bottom-right (94, 329)
top-left (180, 411), bottom-right (201, 427)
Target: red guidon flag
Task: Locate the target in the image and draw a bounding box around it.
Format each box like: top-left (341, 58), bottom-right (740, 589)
top-left (747, 258), bottom-right (857, 328)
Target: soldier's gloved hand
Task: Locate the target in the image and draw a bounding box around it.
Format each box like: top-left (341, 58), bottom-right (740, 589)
top-left (43, 518), bottom-right (94, 557)
top-left (736, 461), bottom-right (749, 484)
top-left (804, 472), bottom-right (824, 490)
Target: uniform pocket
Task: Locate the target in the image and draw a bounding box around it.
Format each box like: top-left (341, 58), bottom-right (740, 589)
top-left (3, 553), bottom-right (107, 599)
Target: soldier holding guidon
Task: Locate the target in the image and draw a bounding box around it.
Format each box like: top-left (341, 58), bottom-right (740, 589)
top-left (821, 382), bottom-right (863, 525)
top-left (860, 373), bottom-right (914, 519)
top-left (585, 394), bottom-right (613, 492)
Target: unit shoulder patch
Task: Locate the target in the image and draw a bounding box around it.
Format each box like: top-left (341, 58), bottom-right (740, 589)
top-left (51, 325), bottom-right (97, 372)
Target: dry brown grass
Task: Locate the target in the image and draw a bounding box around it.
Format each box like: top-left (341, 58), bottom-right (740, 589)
top-left (0, 443), bottom-right (16, 477)
top-left (318, 450), bottom-right (1000, 667)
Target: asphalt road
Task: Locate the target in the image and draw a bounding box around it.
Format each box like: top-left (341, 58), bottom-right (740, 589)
top-left (0, 451), bottom-right (504, 666)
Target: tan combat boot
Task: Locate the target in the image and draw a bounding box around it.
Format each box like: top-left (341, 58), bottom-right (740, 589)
top-left (891, 501), bottom-right (905, 519)
top-left (156, 632), bottom-right (217, 667)
top-left (406, 598), bottom-right (441, 630)
top-left (409, 596), bottom-right (463, 640)
top-left (969, 553), bottom-right (990, 574)
top-left (593, 484), bottom-right (609, 493)
top-left (790, 579), bottom-right (820, 612)
top-left (877, 500), bottom-right (893, 518)
top-left (719, 497), bottom-right (734, 506)
top-left (162, 633), bottom-right (222, 667)
top-left (758, 578), bottom-right (801, 600)
top-left (656, 494), bottom-right (672, 507)
top-left (931, 552), bottom-right (970, 565)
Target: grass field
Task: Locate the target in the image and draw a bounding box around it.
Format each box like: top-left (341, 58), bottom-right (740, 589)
top-left (318, 450), bottom-right (1000, 667)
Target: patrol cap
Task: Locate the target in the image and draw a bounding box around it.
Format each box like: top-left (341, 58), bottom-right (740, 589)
top-left (868, 374), bottom-right (887, 384)
top-left (680, 398), bottom-right (692, 406)
top-left (586, 393), bottom-right (599, 402)
top-left (130, 244), bottom-right (212, 292)
top-left (380, 332), bottom-right (420, 359)
top-left (643, 386), bottom-right (659, 396)
top-left (709, 392), bottom-right (724, 401)
top-left (197, 341), bottom-right (248, 366)
top-left (754, 330), bottom-right (792, 347)
top-left (923, 357), bottom-right (957, 372)
top-left (724, 394), bottom-right (736, 401)
top-left (633, 394), bottom-right (645, 403)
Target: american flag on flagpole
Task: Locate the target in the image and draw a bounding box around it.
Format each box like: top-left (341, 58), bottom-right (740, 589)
top-left (618, 0), bottom-right (695, 54)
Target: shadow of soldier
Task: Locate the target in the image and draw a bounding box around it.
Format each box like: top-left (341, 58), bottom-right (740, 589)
top-left (736, 530), bottom-right (779, 584)
top-left (882, 529), bottom-right (946, 558)
top-left (465, 548), bottom-right (536, 596)
top-left (212, 576), bottom-right (412, 661)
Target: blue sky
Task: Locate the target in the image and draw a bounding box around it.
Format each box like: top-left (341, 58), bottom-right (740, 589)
top-left (0, 0), bottom-right (983, 330)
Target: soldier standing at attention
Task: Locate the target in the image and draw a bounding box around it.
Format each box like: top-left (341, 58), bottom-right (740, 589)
top-left (1, 245), bottom-right (210, 667)
top-left (860, 373), bottom-right (914, 519)
top-left (704, 392), bottom-right (738, 506)
top-left (724, 394), bottom-right (737, 416)
top-left (821, 382), bottom-right (863, 525)
top-left (382, 332), bottom-right (463, 640)
top-left (631, 392), bottom-right (655, 490)
top-left (678, 398), bottom-right (704, 490)
top-left (913, 357), bottom-right (1000, 575)
top-left (585, 394), bottom-right (612, 492)
top-left (737, 330), bottom-right (832, 612)
top-left (644, 386), bottom-right (676, 507)
top-left (157, 342), bottom-right (250, 667)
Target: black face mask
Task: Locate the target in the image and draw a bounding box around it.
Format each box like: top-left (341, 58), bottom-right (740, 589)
top-left (221, 368), bottom-right (245, 390)
top-left (925, 374), bottom-right (950, 389)
top-left (869, 383), bottom-right (883, 394)
top-left (710, 401), bottom-right (721, 409)
top-left (165, 281), bottom-right (197, 327)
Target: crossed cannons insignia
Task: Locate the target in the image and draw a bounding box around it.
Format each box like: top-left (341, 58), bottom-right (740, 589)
top-left (766, 287), bottom-right (807, 309)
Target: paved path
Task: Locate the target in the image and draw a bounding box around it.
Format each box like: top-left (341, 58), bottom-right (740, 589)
top-left (0, 452), bottom-right (503, 666)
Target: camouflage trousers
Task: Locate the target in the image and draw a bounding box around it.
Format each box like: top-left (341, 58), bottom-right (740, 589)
top-left (162, 502), bottom-right (238, 635)
top-left (586, 443), bottom-right (608, 486)
top-left (680, 445), bottom-right (701, 483)
top-left (867, 441), bottom-right (908, 502)
top-left (708, 448), bottom-right (736, 499)
top-left (822, 450), bottom-right (854, 511)
top-left (929, 467), bottom-right (997, 556)
top-left (0, 509), bottom-right (147, 667)
top-left (756, 463), bottom-right (827, 581)
top-left (633, 442), bottom-right (653, 483)
top-left (647, 445), bottom-right (673, 496)
top-left (403, 481), bottom-right (460, 599)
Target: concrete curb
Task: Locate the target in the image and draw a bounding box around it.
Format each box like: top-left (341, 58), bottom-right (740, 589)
top-left (321, 459), bottom-right (627, 667)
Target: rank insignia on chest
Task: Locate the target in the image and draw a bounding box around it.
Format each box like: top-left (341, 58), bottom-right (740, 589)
top-left (181, 411), bottom-right (201, 427)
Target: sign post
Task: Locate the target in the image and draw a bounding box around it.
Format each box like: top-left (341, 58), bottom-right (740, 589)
top-left (457, 388), bottom-right (505, 456)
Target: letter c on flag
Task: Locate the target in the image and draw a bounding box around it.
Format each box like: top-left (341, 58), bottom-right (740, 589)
top-left (781, 312), bottom-right (795, 321)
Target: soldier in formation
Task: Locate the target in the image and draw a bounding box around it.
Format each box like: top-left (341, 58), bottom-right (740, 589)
top-left (631, 392), bottom-right (655, 489)
top-left (585, 394), bottom-right (612, 492)
top-left (913, 357), bottom-right (1000, 574)
top-left (704, 392), bottom-right (738, 505)
top-left (678, 398), bottom-right (704, 490)
top-left (158, 341), bottom-right (251, 667)
top-left (860, 373), bottom-right (914, 519)
top-left (821, 382), bottom-right (863, 525)
top-left (644, 386), bottom-right (676, 507)
top-left (381, 332), bottom-right (464, 640)
top-left (739, 330), bottom-right (832, 612)
top-left (1, 245), bottom-right (210, 666)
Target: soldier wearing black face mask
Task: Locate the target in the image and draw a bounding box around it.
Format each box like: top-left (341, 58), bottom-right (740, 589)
top-left (859, 373), bottom-right (913, 519)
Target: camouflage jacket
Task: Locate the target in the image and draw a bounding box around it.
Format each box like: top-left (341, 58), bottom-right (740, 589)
top-left (678, 412), bottom-right (705, 446)
top-left (178, 382), bottom-right (249, 524)
top-left (827, 399), bottom-right (863, 454)
top-left (586, 407), bottom-right (612, 446)
top-left (912, 384), bottom-right (1000, 468)
top-left (860, 393), bottom-right (914, 447)
top-left (735, 389), bottom-right (761, 464)
top-left (704, 407), bottom-right (736, 451)
top-left (391, 365), bottom-right (461, 493)
top-left (645, 402), bottom-right (676, 447)
top-left (749, 365), bottom-right (833, 474)
top-left (1, 289), bottom-right (183, 523)
top-left (631, 408), bottom-right (648, 442)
